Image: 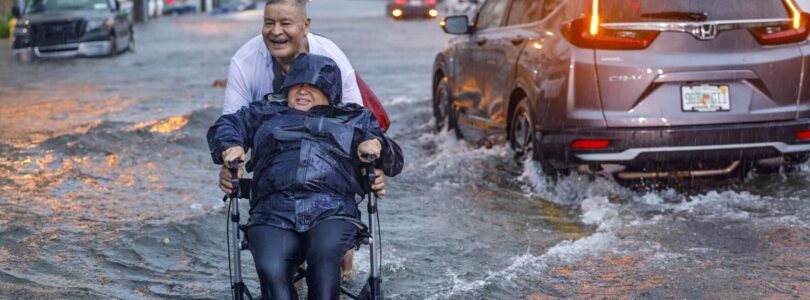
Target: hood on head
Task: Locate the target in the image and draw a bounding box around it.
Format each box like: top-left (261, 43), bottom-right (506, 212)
top-left (277, 53), bottom-right (343, 106)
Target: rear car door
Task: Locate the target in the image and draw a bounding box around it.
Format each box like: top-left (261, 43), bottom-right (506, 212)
top-left (591, 0), bottom-right (807, 127)
top-left (460, 0), bottom-right (510, 130)
top-left (470, 0), bottom-right (543, 127)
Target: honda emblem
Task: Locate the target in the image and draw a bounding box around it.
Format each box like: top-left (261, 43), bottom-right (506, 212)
top-left (693, 24), bottom-right (718, 40)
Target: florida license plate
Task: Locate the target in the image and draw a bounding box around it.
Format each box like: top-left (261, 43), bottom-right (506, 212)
top-left (681, 84), bottom-right (731, 112)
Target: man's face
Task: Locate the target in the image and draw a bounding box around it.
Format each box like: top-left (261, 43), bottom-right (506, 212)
top-left (263, 3), bottom-right (310, 62)
top-left (288, 84), bottom-right (329, 111)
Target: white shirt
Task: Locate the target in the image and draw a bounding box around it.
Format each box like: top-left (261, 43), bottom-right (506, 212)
top-left (223, 33), bottom-right (362, 115)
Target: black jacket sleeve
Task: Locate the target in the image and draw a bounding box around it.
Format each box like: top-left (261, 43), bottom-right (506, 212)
top-left (206, 103), bottom-right (259, 165)
top-left (358, 111), bottom-right (404, 177)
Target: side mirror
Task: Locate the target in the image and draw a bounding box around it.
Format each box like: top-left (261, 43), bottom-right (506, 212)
top-left (12, 5), bottom-right (21, 18)
top-left (441, 15), bottom-right (470, 35)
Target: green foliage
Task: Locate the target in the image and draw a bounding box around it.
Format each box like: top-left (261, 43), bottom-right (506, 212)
top-left (0, 18), bottom-right (9, 39)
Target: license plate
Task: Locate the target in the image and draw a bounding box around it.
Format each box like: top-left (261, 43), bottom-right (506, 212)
top-left (681, 84), bottom-right (731, 112)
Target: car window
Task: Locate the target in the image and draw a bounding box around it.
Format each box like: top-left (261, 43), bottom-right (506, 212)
top-left (506, 0), bottom-right (543, 26)
top-left (475, 0), bottom-right (511, 30)
top-left (601, 0), bottom-right (789, 23)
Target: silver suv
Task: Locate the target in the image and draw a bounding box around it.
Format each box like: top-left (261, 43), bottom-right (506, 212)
top-left (433, 0), bottom-right (810, 179)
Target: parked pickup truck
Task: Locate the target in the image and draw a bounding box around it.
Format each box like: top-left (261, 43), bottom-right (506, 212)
top-left (12, 0), bottom-right (134, 60)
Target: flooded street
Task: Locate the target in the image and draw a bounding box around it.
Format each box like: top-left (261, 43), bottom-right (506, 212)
top-left (2, 1), bottom-right (810, 299)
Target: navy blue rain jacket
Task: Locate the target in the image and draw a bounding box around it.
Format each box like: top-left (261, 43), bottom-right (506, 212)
top-left (207, 100), bottom-right (403, 232)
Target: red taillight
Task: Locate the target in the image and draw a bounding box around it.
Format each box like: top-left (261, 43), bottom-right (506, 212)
top-left (797, 130), bottom-right (810, 140)
top-left (561, 0), bottom-right (657, 50)
top-left (561, 18), bottom-right (659, 50)
top-left (570, 140), bottom-right (611, 150)
top-left (394, 0), bottom-right (406, 4)
top-left (425, 0), bottom-right (436, 5)
top-left (750, 13), bottom-right (810, 45)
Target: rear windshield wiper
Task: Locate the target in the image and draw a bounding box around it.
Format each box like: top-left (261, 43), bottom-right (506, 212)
top-left (640, 11), bottom-right (708, 21)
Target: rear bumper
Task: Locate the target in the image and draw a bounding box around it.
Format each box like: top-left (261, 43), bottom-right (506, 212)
top-left (538, 120), bottom-right (810, 173)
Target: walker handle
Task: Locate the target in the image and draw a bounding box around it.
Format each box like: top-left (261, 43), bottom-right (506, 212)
top-left (227, 159), bottom-right (243, 198)
top-left (363, 154), bottom-right (377, 193)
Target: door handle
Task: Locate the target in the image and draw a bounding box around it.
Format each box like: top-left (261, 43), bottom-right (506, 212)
top-left (476, 38), bottom-right (487, 46)
top-left (511, 36), bottom-right (526, 45)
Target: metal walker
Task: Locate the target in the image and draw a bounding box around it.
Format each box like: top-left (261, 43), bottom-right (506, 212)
top-left (223, 155), bottom-right (384, 300)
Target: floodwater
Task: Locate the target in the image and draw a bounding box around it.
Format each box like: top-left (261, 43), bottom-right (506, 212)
top-left (1, 1), bottom-right (810, 299)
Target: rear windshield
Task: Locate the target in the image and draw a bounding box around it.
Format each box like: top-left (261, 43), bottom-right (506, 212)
top-left (601, 0), bottom-right (791, 23)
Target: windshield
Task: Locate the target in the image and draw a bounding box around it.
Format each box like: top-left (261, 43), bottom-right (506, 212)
top-left (24, 0), bottom-right (111, 14)
top-left (601, 0), bottom-right (790, 23)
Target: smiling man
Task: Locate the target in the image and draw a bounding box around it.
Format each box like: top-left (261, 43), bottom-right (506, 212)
top-left (223, 0), bottom-right (362, 114)
top-left (219, 0), bottom-right (389, 197)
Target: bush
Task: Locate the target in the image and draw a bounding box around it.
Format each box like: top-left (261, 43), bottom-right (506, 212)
top-left (0, 15), bottom-right (8, 39)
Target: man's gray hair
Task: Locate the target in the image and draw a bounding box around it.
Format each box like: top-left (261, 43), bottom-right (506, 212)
top-left (266, 0), bottom-right (308, 17)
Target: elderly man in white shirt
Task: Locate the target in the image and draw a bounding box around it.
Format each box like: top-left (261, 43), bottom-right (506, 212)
top-left (222, 30), bottom-right (362, 114)
top-left (219, 0), bottom-right (387, 197)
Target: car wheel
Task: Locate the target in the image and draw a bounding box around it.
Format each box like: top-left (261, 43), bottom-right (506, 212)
top-left (434, 76), bottom-right (463, 139)
top-left (509, 98), bottom-right (560, 176)
top-left (433, 76), bottom-right (449, 131)
top-left (510, 99), bottom-right (535, 160)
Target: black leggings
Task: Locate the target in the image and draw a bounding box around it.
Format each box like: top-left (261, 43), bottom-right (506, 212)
top-left (246, 219), bottom-right (358, 300)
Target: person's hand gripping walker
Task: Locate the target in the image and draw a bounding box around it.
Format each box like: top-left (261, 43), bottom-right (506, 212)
top-left (358, 138), bottom-right (385, 195)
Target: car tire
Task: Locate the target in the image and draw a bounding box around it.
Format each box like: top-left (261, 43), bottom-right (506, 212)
top-left (433, 76), bottom-right (449, 131)
top-left (434, 76), bottom-right (463, 139)
top-left (509, 98), bottom-right (560, 176)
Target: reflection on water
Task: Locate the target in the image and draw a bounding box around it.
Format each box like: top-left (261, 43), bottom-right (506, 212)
top-left (134, 115), bottom-right (190, 133)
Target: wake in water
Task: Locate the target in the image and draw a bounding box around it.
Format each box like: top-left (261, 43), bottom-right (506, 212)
top-left (435, 147), bottom-right (810, 298)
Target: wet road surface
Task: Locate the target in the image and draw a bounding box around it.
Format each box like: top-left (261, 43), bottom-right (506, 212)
top-left (1, 1), bottom-right (810, 299)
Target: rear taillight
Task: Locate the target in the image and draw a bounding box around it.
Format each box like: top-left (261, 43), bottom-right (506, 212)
top-left (561, 0), bottom-right (658, 50)
top-left (561, 18), bottom-right (659, 50)
top-left (425, 0), bottom-right (436, 5)
top-left (570, 140), bottom-right (611, 150)
top-left (749, 12), bottom-right (810, 45)
top-left (394, 0), bottom-right (406, 4)
top-left (797, 130), bottom-right (810, 140)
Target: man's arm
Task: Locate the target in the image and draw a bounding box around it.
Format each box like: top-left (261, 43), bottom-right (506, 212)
top-left (310, 34), bottom-right (363, 106)
top-left (222, 58), bottom-right (253, 115)
top-left (341, 69), bottom-right (363, 106)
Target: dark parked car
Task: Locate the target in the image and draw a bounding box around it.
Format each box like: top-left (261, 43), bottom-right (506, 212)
top-left (387, 0), bottom-right (438, 19)
top-left (433, 0), bottom-right (810, 179)
top-left (12, 0), bottom-right (134, 59)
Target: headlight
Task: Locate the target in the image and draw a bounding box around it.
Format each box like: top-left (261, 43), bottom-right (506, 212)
top-left (13, 26), bottom-right (28, 36)
top-left (86, 18), bottom-right (114, 31)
